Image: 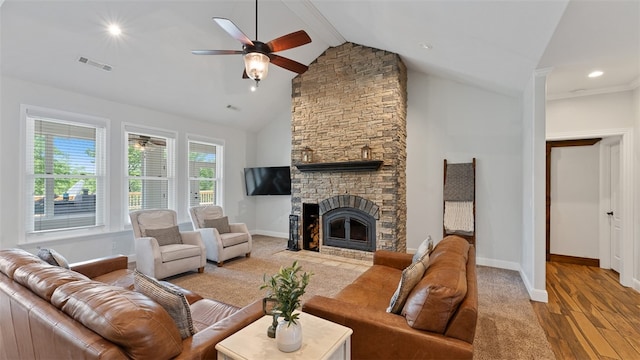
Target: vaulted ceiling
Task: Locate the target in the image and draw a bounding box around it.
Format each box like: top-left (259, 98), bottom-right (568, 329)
top-left (2, 1), bottom-right (638, 131)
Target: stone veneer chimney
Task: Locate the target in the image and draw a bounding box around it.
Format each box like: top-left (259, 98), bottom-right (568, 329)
top-left (291, 42), bottom-right (407, 260)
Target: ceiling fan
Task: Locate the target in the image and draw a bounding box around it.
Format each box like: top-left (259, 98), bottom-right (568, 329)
top-left (128, 134), bottom-right (166, 149)
top-left (192, 0), bottom-right (312, 85)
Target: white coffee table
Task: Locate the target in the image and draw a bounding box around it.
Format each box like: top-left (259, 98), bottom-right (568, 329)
top-left (216, 312), bottom-right (352, 360)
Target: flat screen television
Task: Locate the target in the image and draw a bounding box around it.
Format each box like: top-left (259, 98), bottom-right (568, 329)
top-left (244, 166), bottom-right (291, 196)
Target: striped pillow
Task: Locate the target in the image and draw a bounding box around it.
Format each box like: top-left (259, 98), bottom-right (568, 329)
top-left (386, 260), bottom-right (427, 314)
top-left (134, 270), bottom-right (196, 339)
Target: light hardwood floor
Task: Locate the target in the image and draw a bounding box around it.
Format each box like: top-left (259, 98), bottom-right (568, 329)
top-left (532, 261), bottom-right (640, 359)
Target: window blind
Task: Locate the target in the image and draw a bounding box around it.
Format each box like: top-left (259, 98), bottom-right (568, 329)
top-left (126, 132), bottom-right (173, 211)
top-left (27, 116), bottom-right (105, 232)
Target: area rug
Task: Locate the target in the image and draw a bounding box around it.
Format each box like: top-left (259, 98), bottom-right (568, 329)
top-left (168, 235), bottom-right (554, 360)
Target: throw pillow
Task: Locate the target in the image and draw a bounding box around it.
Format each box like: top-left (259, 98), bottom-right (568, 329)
top-left (204, 216), bottom-right (231, 234)
top-left (412, 235), bottom-right (434, 264)
top-left (386, 260), bottom-right (427, 314)
top-left (37, 248), bottom-right (70, 269)
top-left (133, 270), bottom-right (196, 339)
top-left (144, 226), bottom-right (183, 246)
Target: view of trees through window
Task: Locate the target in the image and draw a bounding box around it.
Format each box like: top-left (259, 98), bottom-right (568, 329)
top-left (27, 116), bottom-right (223, 234)
top-left (189, 141), bottom-right (219, 206)
top-left (30, 117), bottom-right (103, 232)
top-left (127, 133), bottom-right (170, 210)
top-left (33, 135), bottom-right (96, 198)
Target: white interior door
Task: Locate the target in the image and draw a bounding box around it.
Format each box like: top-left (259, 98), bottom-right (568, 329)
top-left (609, 142), bottom-right (621, 273)
top-left (550, 145), bottom-right (600, 259)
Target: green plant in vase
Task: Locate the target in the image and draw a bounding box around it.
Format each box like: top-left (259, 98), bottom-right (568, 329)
top-left (260, 261), bottom-right (312, 352)
top-left (261, 260), bottom-right (312, 325)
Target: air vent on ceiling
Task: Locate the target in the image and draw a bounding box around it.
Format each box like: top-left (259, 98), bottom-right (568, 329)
top-left (78, 56), bottom-right (113, 72)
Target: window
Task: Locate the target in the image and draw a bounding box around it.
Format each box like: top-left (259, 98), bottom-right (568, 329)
top-left (25, 108), bottom-right (106, 234)
top-left (188, 139), bottom-right (223, 207)
top-left (125, 127), bottom-right (175, 214)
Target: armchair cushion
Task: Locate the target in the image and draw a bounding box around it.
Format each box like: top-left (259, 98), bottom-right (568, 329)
top-left (220, 233), bottom-right (250, 248)
top-left (204, 216), bottom-right (231, 234)
top-left (134, 270), bottom-right (196, 339)
top-left (160, 244), bottom-right (203, 262)
top-left (144, 226), bottom-right (183, 246)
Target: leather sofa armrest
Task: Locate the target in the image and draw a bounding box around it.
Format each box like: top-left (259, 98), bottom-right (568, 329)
top-left (70, 255), bottom-right (128, 279)
top-left (302, 296), bottom-right (473, 360)
top-left (174, 299), bottom-right (264, 359)
top-left (373, 250), bottom-right (413, 270)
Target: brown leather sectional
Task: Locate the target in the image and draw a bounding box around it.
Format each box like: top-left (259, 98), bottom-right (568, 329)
top-left (303, 235), bottom-right (478, 359)
top-left (0, 249), bottom-right (263, 359)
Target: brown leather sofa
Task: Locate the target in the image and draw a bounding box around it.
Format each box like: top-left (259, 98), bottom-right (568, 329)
top-left (302, 235), bottom-right (478, 360)
top-left (0, 248), bottom-right (263, 359)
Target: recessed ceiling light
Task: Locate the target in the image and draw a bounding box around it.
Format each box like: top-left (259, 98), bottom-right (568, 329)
top-left (588, 70), bottom-right (603, 78)
top-left (419, 43), bottom-right (433, 50)
top-left (108, 24), bottom-right (122, 36)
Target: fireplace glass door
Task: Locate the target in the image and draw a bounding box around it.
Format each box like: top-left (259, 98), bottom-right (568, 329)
top-left (324, 208), bottom-right (375, 251)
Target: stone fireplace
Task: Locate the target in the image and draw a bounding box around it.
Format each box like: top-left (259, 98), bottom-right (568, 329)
top-left (291, 42), bottom-right (407, 260)
top-left (321, 195), bottom-right (378, 252)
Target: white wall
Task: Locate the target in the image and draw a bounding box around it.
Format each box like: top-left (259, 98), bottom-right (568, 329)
top-left (253, 109), bottom-right (292, 238)
top-left (521, 70), bottom-right (549, 302)
top-left (550, 145), bottom-right (600, 258)
top-left (0, 4), bottom-right (3, 244)
top-left (547, 92), bottom-right (635, 133)
top-left (634, 87), bottom-right (640, 290)
top-left (0, 76), bottom-right (252, 262)
top-left (406, 72), bottom-right (523, 266)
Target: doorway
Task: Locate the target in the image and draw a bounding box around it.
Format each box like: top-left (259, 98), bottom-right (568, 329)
top-left (546, 136), bottom-right (623, 273)
top-left (546, 138), bottom-right (601, 266)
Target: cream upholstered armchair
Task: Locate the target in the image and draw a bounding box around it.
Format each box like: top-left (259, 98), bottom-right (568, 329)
top-left (189, 205), bottom-right (252, 266)
top-left (130, 209), bottom-right (206, 279)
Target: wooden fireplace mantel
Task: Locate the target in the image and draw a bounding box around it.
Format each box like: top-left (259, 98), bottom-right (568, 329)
top-left (295, 160), bottom-right (383, 173)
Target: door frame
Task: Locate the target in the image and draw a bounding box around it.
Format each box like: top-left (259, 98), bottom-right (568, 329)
top-left (547, 128), bottom-right (634, 287)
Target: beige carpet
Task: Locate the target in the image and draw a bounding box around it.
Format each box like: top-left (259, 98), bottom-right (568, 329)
top-left (168, 235), bottom-right (554, 360)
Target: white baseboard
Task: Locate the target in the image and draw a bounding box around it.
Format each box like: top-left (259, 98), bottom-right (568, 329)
top-left (633, 278), bottom-right (640, 294)
top-left (519, 268), bottom-right (548, 303)
top-left (476, 256), bottom-right (548, 303)
top-left (251, 230), bottom-right (288, 239)
top-left (476, 257), bottom-right (520, 271)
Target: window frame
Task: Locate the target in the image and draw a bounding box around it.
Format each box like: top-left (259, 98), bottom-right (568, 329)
top-left (123, 124), bottom-right (176, 224)
top-left (21, 105), bottom-right (109, 242)
top-left (186, 135), bottom-right (224, 209)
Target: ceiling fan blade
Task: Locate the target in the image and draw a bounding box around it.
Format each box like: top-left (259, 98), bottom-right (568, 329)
top-left (269, 54), bottom-right (309, 74)
top-left (192, 50), bottom-right (243, 55)
top-left (266, 30), bottom-right (312, 52)
top-left (213, 17), bottom-right (254, 46)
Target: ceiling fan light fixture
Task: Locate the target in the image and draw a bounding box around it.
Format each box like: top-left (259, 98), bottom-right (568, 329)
top-left (244, 52), bottom-right (270, 80)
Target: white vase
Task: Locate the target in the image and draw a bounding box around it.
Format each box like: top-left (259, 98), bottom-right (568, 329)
top-left (276, 319), bottom-right (302, 352)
